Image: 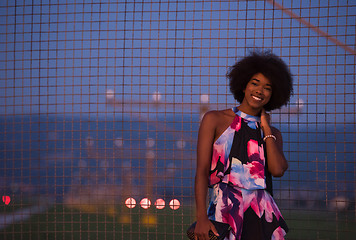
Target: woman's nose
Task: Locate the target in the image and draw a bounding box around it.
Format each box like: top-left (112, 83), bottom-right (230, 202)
top-left (255, 86), bottom-right (263, 94)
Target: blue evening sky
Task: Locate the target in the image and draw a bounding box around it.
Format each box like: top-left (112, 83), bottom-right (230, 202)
top-left (0, 0), bottom-right (355, 123)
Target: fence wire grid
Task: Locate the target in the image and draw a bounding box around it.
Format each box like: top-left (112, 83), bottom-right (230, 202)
top-left (0, 0), bottom-right (355, 239)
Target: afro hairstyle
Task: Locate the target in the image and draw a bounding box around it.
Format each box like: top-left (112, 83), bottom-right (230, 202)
top-left (227, 50), bottom-right (293, 111)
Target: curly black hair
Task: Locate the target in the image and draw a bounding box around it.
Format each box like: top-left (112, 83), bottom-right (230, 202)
top-left (227, 50), bottom-right (293, 111)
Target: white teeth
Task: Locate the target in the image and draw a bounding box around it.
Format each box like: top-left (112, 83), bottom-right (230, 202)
top-left (252, 96), bottom-right (262, 101)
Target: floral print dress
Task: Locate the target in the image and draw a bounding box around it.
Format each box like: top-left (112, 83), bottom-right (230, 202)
top-left (207, 107), bottom-right (288, 240)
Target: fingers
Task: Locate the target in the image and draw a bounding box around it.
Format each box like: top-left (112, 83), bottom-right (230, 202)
top-left (209, 221), bottom-right (219, 237)
top-left (261, 108), bottom-right (266, 115)
top-left (194, 220), bottom-right (218, 240)
top-left (194, 230), bottom-right (213, 240)
top-left (261, 108), bottom-right (270, 117)
top-left (194, 229), bottom-right (209, 240)
top-left (260, 110), bottom-right (272, 135)
top-left (211, 228), bottom-right (219, 237)
top-left (261, 109), bottom-right (270, 122)
top-left (194, 233), bottom-right (208, 240)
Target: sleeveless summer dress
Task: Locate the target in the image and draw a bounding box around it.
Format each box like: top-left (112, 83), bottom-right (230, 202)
top-left (207, 107), bottom-right (288, 240)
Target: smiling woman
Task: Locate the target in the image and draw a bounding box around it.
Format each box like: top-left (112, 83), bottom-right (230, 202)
top-left (228, 51), bottom-right (293, 112)
top-left (241, 73), bottom-right (272, 114)
top-left (194, 51), bottom-right (292, 240)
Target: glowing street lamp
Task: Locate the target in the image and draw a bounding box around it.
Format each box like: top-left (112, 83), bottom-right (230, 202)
top-left (169, 199), bottom-right (180, 210)
top-left (140, 198), bottom-right (151, 209)
top-left (154, 199), bottom-right (165, 209)
top-left (125, 197), bottom-right (136, 209)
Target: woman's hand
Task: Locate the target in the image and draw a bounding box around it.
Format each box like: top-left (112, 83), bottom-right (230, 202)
top-left (260, 109), bottom-right (272, 135)
top-left (260, 109), bottom-right (288, 177)
top-left (194, 218), bottom-right (219, 240)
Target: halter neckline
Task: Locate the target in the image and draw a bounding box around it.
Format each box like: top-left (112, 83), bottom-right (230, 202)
top-left (232, 106), bottom-right (261, 123)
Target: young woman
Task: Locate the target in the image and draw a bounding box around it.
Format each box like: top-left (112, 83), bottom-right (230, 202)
top-left (194, 51), bottom-right (293, 240)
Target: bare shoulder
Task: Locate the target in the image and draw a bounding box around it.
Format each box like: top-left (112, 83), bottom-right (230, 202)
top-left (201, 109), bottom-right (235, 125)
top-left (200, 109), bottom-right (235, 141)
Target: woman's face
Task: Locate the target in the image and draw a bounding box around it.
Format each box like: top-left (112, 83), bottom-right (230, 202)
top-left (241, 73), bottom-right (272, 112)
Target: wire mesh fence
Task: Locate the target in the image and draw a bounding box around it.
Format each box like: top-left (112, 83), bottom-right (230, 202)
top-left (0, 0), bottom-right (355, 239)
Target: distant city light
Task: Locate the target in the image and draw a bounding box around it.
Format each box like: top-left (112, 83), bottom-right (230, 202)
top-left (125, 197), bottom-right (136, 209)
top-left (329, 196), bottom-right (349, 211)
top-left (106, 89), bottom-right (115, 100)
top-left (146, 138), bottom-right (155, 148)
top-left (152, 91), bottom-right (162, 102)
top-left (2, 195), bottom-right (11, 205)
top-left (296, 98), bottom-right (305, 110)
top-left (114, 137), bottom-right (124, 147)
top-left (200, 94), bottom-right (209, 103)
top-left (176, 139), bottom-right (186, 149)
top-left (154, 199), bottom-right (165, 209)
top-left (140, 198), bottom-right (151, 209)
top-left (169, 199), bottom-right (180, 210)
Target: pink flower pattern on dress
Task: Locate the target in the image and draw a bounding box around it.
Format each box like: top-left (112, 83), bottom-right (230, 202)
top-left (272, 227), bottom-right (287, 240)
top-left (209, 116), bottom-right (241, 186)
top-left (207, 108), bottom-right (288, 239)
top-left (248, 161), bottom-right (265, 179)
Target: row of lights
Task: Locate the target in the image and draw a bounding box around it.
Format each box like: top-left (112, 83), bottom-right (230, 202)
top-left (85, 136), bottom-right (187, 149)
top-left (107, 89), bottom-right (305, 108)
top-left (2, 195), bottom-right (181, 210)
top-left (106, 89), bottom-right (210, 104)
top-left (125, 197), bottom-right (180, 210)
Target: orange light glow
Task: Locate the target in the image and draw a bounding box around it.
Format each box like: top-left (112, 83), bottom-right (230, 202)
top-left (169, 199), bottom-right (180, 210)
top-left (2, 195), bottom-right (11, 205)
top-left (125, 197), bottom-right (136, 209)
top-left (154, 199), bottom-right (165, 209)
top-left (140, 198), bottom-right (151, 209)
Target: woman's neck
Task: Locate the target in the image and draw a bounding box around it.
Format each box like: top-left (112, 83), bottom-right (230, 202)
top-left (237, 104), bottom-right (262, 116)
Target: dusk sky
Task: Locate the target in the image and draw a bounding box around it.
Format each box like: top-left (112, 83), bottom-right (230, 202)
top-left (1, 0), bottom-right (355, 124)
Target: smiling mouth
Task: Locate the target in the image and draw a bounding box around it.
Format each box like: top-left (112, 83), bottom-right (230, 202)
top-left (252, 95), bottom-right (263, 101)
